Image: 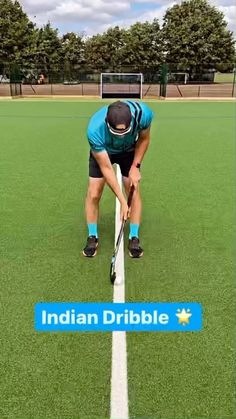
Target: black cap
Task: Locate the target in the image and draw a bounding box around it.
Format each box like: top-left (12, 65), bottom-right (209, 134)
top-left (106, 101), bottom-right (132, 130)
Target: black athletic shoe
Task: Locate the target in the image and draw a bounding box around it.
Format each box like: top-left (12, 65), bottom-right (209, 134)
top-left (128, 237), bottom-right (143, 258)
top-left (83, 235), bottom-right (98, 257)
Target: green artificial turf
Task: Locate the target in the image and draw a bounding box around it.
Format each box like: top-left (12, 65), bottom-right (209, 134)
top-left (0, 101), bottom-right (114, 418)
top-left (126, 102), bottom-right (236, 418)
top-left (0, 100), bottom-right (235, 418)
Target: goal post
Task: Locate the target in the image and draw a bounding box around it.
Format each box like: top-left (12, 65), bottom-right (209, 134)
top-left (167, 72), bottom-right (189, 84)
top-left (100, 73), bottom-right (143, 99)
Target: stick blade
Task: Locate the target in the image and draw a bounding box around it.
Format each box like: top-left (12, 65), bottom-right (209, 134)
top-left (110, 258), bottom-right (116, 284)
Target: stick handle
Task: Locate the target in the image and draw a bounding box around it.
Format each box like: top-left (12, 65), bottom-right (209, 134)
top-left (114, 186), bottom-right (135, 250)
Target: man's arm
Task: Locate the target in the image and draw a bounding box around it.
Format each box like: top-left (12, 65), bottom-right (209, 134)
top-left (133, 126), bottom-right (151, 165)
top-left (129, 126), bottom-right (151, 187)
top-left (92, 150), bottom-right (129, 219)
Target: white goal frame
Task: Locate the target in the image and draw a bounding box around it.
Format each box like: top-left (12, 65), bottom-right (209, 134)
top-left (100, 72), bottom-right (143, 99)
top-left (168, 72), bottom-right (189, 85)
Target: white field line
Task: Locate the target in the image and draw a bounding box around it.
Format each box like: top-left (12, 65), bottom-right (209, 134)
top-left (110, 165), bottom-right (129, 419)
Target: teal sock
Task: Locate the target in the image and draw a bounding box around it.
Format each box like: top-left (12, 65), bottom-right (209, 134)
top-left (129, 224), bottom-right (139, 239)
top-left (88, 223), bottom-right (98, 238)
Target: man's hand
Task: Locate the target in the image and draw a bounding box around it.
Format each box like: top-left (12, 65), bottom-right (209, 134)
top-left (120, 199), bottom-right (130, 221)
top-left (128, 165), bottom-right (141, 189)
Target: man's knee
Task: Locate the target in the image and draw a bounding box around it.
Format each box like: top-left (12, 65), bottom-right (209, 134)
top-left (123, 179), bottom-right (140, 198)
top-left (87, 185), bottom-right (103, 202)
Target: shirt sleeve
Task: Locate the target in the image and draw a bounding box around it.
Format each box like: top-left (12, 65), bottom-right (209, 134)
top-left (139, 103), bottom-right (154, 130)
top-left (87, 128), bottom-right (105, 153)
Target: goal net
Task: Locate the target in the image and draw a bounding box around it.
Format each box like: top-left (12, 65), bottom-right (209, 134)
top-left (100, 73), bottom-right (143, 98)
top-left (167, 72), bottom-right (189, 84)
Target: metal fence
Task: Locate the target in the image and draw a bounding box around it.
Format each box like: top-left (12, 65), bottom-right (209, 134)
top-left (0, 71), bottom-right (235, 98)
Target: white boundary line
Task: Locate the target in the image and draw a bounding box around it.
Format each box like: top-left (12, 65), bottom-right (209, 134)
top-left (110, 165), bottom-right (129, 419)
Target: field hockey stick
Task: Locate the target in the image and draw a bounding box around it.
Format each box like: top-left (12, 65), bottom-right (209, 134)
top-left (110, 185), bottom-right (135, 284)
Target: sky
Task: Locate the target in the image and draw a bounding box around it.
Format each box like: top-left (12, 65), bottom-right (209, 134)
top-left (19, 0), bottom-right (236, 37)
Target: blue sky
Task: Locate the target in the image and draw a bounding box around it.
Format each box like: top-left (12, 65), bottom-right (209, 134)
top-left (131, 3), bottom-right (156, 12)
top-left (19, 0), bottom-right (236, 37)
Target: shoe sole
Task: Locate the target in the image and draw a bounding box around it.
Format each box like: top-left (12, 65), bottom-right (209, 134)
top-left (82, 244), bottom-right (98, 257)
top-left (128, 250), bottom-right (143, 258)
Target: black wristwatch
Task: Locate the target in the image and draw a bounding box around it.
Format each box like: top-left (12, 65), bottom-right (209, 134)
top-left (135, 163), bottom-right (141, 169)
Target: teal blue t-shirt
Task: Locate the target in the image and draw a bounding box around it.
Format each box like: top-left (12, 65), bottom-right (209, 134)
top-left (87, 100), bottom-right (153, 154)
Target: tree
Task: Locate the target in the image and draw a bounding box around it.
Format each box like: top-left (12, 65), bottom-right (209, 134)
top-left (162, 0), bottom-right (235, 77)
top-left (61, 32), bottom-right (85, 80)
top-left (84, 26), bottom-right (126, 71)
top-left (61, 32), bottom-right (85, 66)
top-left (34, 23), bottom-right (62, 80)
top-left (84, 33), bottom-right (106, 70)
top-left (121, 20), bottom-right (164, 74)
top-left (0, 0), bottom-right (36, 72)
top-left (83, 21), bottom-right (164, 76)
top-left (102, 26), bottom-right (127, 70)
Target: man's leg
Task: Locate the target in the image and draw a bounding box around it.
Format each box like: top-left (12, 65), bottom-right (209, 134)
top-left (122, 176), bottom-right (143, 258)
top-left (122, 176), bottom-right (142, 224)
top-left (86, 177), bottom-right (106, 227)
top-left (83, 177), bottom-right (105, 257)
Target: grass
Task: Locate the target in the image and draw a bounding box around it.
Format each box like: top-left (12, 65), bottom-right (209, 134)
top-left (214, 72), bottom-right (235, 84)
top-left (126, 102), bottom-right (236, 418)
top-left (0, 100), bottom-right (235, 418)
top-left (0, 101), bottom-right (113, 418)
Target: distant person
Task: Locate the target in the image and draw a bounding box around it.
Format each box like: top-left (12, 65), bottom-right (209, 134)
top-left (38, 73), bottom-right (45, 84)
top-left (83, 100), bottom-right (154, 258)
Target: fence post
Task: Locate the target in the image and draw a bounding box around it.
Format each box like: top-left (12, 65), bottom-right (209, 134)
top-left (9, 64), bottom-right (22, 98)
top-left (232, 68), bottom-right (235, 98)
top-left (159, 63), bottom-right (168, 98)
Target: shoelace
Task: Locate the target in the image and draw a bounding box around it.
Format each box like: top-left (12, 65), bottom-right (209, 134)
top-left (87, 236), bottom-right (97, 247)
top-left (131, 238), bottom-right (140, 248)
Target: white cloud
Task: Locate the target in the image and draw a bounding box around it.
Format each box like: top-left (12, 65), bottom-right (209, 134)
top-left (86, 3), bottom-right (175, 35)
top-left (218, 5), bottom-right (236, 34)
top-left (52, 0), bottom-right (130, 22)
top-left (210, 0), bottom-right (236, 34)
top-left (133, 0), bottom-right (176, 4)
top-left (19, 0), bottom-right (236, 36)
top-left (20, 0), bottom-right (131, 26)
top-left (210, 0), bottom-right (235, 6)
top-left (21, 0), bottom-right (59, 13)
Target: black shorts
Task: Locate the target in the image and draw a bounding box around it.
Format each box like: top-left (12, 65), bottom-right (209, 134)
top-left (89, 150), bottom-right (135, 178)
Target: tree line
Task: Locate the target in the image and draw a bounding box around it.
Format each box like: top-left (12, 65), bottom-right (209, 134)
top-left (0, 0), bottom-right (235, 82)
